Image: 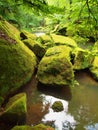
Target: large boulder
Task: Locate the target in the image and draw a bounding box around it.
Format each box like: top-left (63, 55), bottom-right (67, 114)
top-left (0, 93), bottom-right (27, 125)
top-left (37, 45), bottom-right (74, 86)
top-left (0, 17), bottom-right (37, 105)
top-left (50, 34), bottom-right (77, 48)
top-left (37, 34), bottom-right (77, 50)
top-left (89, 56), bottom-right (98, 80)
top-left (89, 42), bottom-right (98, 80)
top-left (11, 124), bottom-right (54, 130)
top-left (72, 47), bottom-right (93, 70)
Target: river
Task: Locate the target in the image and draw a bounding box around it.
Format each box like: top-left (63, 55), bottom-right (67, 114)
top-left (22, 70), bottom-right (98, 130)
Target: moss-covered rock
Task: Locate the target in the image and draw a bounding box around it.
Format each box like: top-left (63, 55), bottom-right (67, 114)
top-left (0, 17), bottom-right (37, 105)
top-left (0, 93), bottom-right (27, 125)
top-left (37, 34), bottom-right (77, 50)
top-left (72, 47), bottom-right (93, 70)
top-left (50, 34), bottom-right (77, 48)
top-left (0, 16), bottom-right (20, 40)
top-left (20, 30), bottom-right (37, 40)
top-left (52, 101), bottom-right (64, 112)
top-left (89, 56), bottom-right (98, 80)
top-left (89, 41), bottom-right (98, 80)
top-left (37, 45), bottom-right (74, 86)
top-left (11, 124), bottom-right (54, 130)
top-left (23, 38), bottom-right (46, 58)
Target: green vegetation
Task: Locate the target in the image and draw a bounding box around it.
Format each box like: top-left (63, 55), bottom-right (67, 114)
top-left (37, 45), bottom-right (74, 86)
top-left (0, 0), bottom-right (98, 129)
top-left (0, 17), bottom-right (37, 105)
top-left (11, 124), bottom-right (54, 130)
top-left (0, 93), bottom-right (27, 124)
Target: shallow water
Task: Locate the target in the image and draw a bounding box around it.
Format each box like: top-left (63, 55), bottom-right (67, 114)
top-left (24, 71), bottom-right (98, 130)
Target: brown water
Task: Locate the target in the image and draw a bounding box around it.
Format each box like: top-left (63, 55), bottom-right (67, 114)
top-left (22, 71), bottom-right (98, 130)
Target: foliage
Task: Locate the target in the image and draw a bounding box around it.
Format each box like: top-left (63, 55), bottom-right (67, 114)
top-left (0, 0), bottom-right (98, 41)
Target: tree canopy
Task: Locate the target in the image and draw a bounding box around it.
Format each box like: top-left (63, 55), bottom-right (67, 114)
top-left (0, 0), bottom-right (98, 40)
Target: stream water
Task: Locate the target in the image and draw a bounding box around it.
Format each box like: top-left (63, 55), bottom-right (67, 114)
top-left (22, 70), bottom-right (98, 130)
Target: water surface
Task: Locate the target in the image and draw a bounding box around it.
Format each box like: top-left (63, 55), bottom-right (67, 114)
top-left (24, 71), bottom-right (98, 130)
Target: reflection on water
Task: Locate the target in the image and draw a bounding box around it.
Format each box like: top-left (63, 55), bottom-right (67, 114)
top-left (85, 123), bottom-right (98, 130)
top-left (41, 94), bottom-right (77, 130)
top-left (25, 71), bottom-right (98, 130)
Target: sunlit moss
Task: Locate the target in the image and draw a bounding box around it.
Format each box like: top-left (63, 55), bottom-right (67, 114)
top-left (37, 45), bottom-right (74, 86)
top-left (50, 34), bottom-right (77, 47)
top-left (0, 93), bottom-right (27, 124)
top-left (0, 18), bottom-right (37, 106)
top-left (72, 47), bottom-right (93, 70)
top-left (89, 56), bottom-right (98, 80)
top-left (11, 124), bottom-right (54, 130)
top-left (23, 38), bottom-right (46, 58)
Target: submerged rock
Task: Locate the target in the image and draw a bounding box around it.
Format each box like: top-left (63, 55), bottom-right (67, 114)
top-left (52, 101), bottom-right (64, 112)
top-left (0, 93), bottom-right (27, 125)
top-left (0, 17), bottom-right (37, 106)
top-left (11, 124), bottom-right (54, 130)
top-left (37, 45), bottom-right (74, 86)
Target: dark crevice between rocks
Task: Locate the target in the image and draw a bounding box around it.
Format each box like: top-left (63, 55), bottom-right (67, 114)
top-left (37, 82), bottom-right (72, 101)
top-left (20, 32), bottom-right (28, 40)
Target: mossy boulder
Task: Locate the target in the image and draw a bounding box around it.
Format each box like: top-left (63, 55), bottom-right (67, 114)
top-left (37, 45), bottom-right (74, 86)
top-left (37, 34), bottom-right (77, 50)
top-left (89, 41), bottom-right (98, 80)
top-left (89, 56), bottom-right (98, 80)
top-left (52, 101), bottom-right (64, 112)
top-left (0, 16), bottom-right (20, 40)
top-left (0, 17), bottom-right (37, 106)
top-left (72, 47), bottom-right (93, 70)
top-left (11, 124), bottom-right (54, 130)
top-left (37, 34), bottom-right (54, 50)
top-left (0, 93), bottom-right (27, 125)
top-left (23, 38), bottom-right (46, 58)
top-left (50, 34), bottom-right (77, 48)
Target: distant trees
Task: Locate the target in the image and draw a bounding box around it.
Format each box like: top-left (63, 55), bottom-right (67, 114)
top-left (0, 0), bottom-right (98, 40)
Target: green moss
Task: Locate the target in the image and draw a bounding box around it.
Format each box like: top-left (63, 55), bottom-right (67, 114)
top-left (11, 125), bottom-right (32, 130)
top-left (50, 34), bottom-right (77, 47)
top-left (0, 18), bottom-right (37, 104)
top-left (37, 34), bottom-right (77, 50)
top-left (0, 40), bottom-right (37, 97)
top-left (23, 38), bottom-right (46, 58)
top-left (11, 124), bottom-right (54, 130)
top-left (32, 124), bottom-right (54, 130)
top-left (0, 17), bottom-right (20, 40)
top-left (37, 46), bottom-right (74, 86)
top-left (0, 93), bottom-right (27, 124)
top-left (52, 101), bottom-right (64, 112)
top-left (89, 56), bottom-right (98, 80)
top-left (20, 30), bottom-right (37, 40)
top-left (5, 93), bottom-right (27, 113)
top-left (72, 47), bottom-right (93, 70)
